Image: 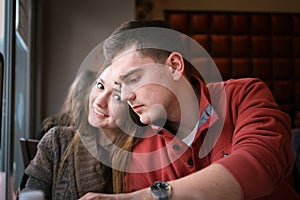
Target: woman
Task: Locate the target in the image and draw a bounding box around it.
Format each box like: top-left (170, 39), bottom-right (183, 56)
top-left (18, 69), bottom-right (97, 193)
top-left (21, 67), bottom-right (140, 199)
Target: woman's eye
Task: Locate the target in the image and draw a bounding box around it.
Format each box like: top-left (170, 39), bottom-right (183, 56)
top-left (96, 81), bottom-right (104, 89)
top-left (112, 94), bottom-right (121, 101)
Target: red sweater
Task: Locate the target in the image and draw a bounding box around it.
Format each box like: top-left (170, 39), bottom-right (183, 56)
top-left (125, 78), bottom-right (299, 199)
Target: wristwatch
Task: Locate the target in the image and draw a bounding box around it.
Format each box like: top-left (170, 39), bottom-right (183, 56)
top-left (150, 181), bottom-right (172, 200)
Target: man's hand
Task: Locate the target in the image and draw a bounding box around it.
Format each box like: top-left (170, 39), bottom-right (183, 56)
top-left (79, 192), bottom-right (114, 200)
top-left (79, 188), bottom-right (153, 200)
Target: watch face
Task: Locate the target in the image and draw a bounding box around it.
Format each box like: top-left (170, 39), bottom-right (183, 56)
top-left (151, 181), bottom-right (170, 198)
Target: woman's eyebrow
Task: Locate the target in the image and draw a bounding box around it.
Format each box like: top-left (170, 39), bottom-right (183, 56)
top-left (96, 77), bottom-right (105, 83)
top-left (113, 82), bottom-right (121, 92)
top-left (114, 80), bottom-right (121, 88)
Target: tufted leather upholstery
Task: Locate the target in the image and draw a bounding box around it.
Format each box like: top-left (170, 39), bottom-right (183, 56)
top-left (165, 11), bottom-right (300, 117)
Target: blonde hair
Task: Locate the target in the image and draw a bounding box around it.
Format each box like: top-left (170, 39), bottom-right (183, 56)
top-left (111, 125), bottom-right (141, 193)
top-left (57, 67), bottom-right (142, 194)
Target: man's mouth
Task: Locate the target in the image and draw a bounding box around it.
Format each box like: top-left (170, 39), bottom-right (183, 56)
top-left (132, 104), bottom-right (144, 114)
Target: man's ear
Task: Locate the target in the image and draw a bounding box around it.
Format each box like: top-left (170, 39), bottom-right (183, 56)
top-left (165, 52), bottom-right (185, 81)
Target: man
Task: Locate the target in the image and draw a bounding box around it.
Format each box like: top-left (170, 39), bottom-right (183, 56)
top-left (80, 20), bottom-right (299, 200)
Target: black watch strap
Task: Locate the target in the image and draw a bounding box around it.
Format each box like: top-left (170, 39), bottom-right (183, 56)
top-left (150, 181), bottom-right (171, 200)
top-left (158, 197), bottom-right (169, 200)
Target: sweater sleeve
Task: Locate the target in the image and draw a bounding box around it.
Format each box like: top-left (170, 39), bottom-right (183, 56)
top-left (23, 128), bottom-right (56, 199)
top-left (215, 78), bottom-right (294, 199)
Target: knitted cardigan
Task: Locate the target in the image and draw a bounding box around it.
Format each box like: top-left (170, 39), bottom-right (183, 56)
top-left (23, 126), bottom-right (112, 199)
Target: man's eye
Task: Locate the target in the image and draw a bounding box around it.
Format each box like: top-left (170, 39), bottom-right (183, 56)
top-left (96, 82), bottom-right (104, 89)
top-left (130, 77), bottom-right (139, 84)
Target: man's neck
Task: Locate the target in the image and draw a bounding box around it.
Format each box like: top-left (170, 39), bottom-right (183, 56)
top-left (171, 77), bottom-right (200, 138)
top-left (155, 75), bottom-right (202, 138)
top-left (163, 115), bottom-right (199, 139)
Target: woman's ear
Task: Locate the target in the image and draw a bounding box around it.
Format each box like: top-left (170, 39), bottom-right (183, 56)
top-left (165, 52), bottom-right (185, 81)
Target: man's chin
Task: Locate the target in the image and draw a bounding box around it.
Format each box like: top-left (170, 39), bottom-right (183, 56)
top-left (139, 116), bottom-right (151, 125)
top-left (140, 112), bottom-right (156, 125)
top-left (140, 115), bottom-right (166, 128)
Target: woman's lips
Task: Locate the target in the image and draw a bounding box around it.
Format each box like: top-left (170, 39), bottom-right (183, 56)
top-left (94, 108), bottom-right (108, 118)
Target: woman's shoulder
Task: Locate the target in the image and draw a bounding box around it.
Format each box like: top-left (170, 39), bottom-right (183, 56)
top-left (39, 126), bottom-right (76, 149)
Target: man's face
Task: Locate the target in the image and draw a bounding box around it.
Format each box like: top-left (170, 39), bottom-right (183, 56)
top-left (111, 50), bottom-right (178, 125)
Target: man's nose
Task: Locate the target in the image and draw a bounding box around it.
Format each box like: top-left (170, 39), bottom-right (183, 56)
top-left (121, 86), bottom-right (135, 102)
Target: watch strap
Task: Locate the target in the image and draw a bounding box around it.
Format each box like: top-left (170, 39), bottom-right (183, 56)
top-left (150, 181), bottom-right (171, 200)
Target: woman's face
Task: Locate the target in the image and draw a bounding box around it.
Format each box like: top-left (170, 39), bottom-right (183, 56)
top-left (88, 67), bottom-right (125, 129)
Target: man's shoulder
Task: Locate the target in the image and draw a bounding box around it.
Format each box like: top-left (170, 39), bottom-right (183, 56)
top-left (207, 77), bottom-right (267, 92)
top-left (208, 77), bottom-right (263, 86)
top-left (224, 77), bottom-right (264, 85)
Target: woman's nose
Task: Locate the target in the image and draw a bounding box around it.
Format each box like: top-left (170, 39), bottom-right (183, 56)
top-left (94, 92), bottom-right (109, 107)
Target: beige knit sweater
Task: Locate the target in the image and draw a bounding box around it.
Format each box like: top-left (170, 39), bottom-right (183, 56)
top-left (23, 126), bottom-right (112, 199)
